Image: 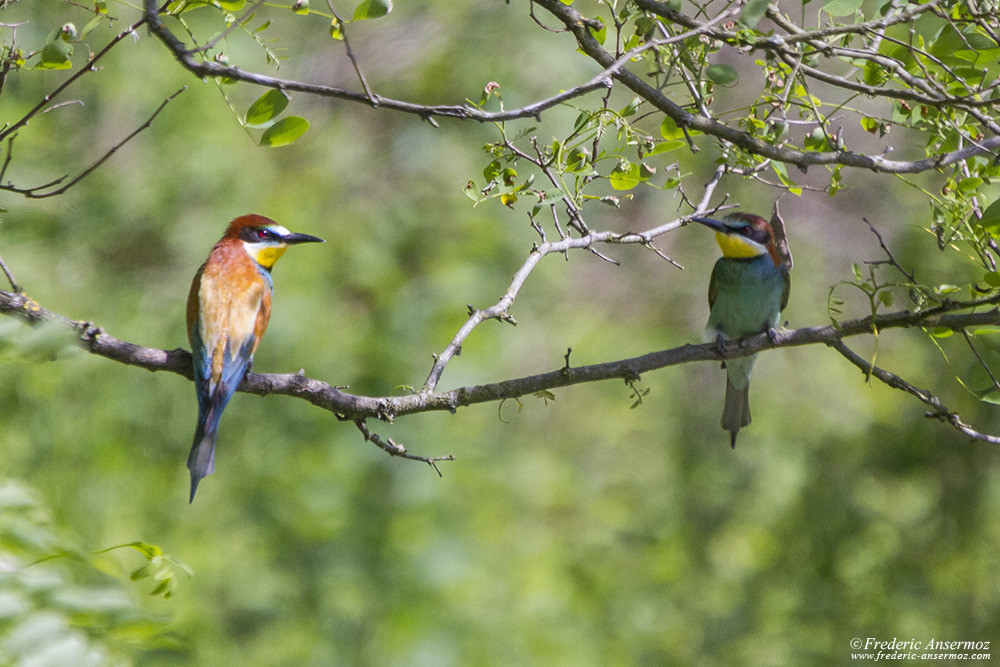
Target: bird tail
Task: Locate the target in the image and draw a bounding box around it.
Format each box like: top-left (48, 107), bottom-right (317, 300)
top-left (721, 376), bottom-right (751, 448)
top-left (187, 422), bottom-right (217, 503)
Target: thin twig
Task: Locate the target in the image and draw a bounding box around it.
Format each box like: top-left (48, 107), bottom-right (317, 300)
top-left (325, 0), bottom-right (378, 105)
top-left (863, 217), bottom-right (917, 283)
top-left (354, 419), bottom-right (454, 474)
top-left (188, 0), bottom-right (267, 53)
top-left (960, 328), bottom-right (1000, 395)
top-left (0, 16), bottom-right (148, 143)
top-left (1, 88), bottom-right (187, 199)
top-left (830, 339), bottom-right (1000, 445)
top-left (0, 255), bottom-right (19, 292)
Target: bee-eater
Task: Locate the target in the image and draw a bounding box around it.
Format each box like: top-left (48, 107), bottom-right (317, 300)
top-left (186, 214), bottom-right (323, 502)
top-left (692, 212), bottom-right (790, 448)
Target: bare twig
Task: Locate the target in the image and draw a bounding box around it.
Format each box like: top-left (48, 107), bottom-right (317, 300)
top-left (830, 338), bottom-right (1000, 445)
top-left (960, 328), bottom-right (1000, 396)
top-left (0, 16), bottom-right (148, 143)
top-left (354, 419), bottom-right (454, 474)
top-left (0, 255), bottom-right (19, 292)
top-left (1, 88), bottom-right (187, 199)
top-left (188, 0), bottom-right (267, 53)
top-left (863, 217), bottom-right (916, 283)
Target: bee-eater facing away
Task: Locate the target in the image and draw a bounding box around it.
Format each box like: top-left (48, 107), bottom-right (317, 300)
top-left (692, 213), bottom-right (790, 448)
top-left (186, 214), bottom-right (323, 502)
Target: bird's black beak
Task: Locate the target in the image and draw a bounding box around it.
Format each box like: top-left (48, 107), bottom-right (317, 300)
top-left (283, 232), bottom-right (325, 245)
top-left (691, 216), bottom-right (728, 233)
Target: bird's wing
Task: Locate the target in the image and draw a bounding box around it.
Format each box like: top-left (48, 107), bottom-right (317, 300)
top-left (780, 265), bottom-right (791, 312)
top-left (708, 260), bottom-right (722, 308)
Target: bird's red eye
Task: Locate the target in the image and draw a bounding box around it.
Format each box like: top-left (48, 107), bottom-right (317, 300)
top-left (257, 229), bottom-right (269, 239)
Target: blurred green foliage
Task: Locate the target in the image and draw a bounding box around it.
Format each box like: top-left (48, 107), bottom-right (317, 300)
top-left (2, 0), bottom-right (1000, 664)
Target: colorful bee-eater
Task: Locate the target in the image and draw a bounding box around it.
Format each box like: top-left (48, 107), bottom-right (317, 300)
top-left (186, 214), bottom-right (323, 502)
top-left (692, 212), bottom-right (790, 448)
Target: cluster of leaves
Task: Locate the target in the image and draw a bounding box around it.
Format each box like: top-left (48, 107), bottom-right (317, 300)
top-left (7, 7), bottom-right (108, 72)
top-left (829, 247), bottom-right (1000, 405)
top-left (0, 481), bottom-right (183, 662)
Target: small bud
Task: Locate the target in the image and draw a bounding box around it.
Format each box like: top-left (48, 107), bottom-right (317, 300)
top-left (60, 23), bottom-right (77, 41)
top-left (292, 0), bottom-right (309, 14)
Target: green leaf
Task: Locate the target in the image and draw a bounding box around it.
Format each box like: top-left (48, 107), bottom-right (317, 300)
top-left (463, 181), bottom-right (478, 201)
top-left (738, 0), bottom-right (770, 28)
top-left (245, 89), bottom-right (290, 127)
top-left (771, 161), bottom-right (802, 196)
top-left (37, 40), bottom-right (73, 69)
top-left (216, 0), bottom-right (244, 10)
top-left (978, 198), bottom-right (1000, 236)
top-left (353, 0), bottom-right (392, 20)
top-left (984, 271), bottom-right (1000, 288)
top-left (660, 115), bottom-right (684, 140)
top-left (609, 162), bottom-right (641, 191)
top-left (930, 327), bottom-right (953, 338)
top-left (822, 0), bottom-right (863, 16)
top-left (706, 64), bottom-right (738, 86)
top-left (860, 116), bottom-right (881, 134)
top-left (565, 147), bottom-right (590, 173)
top-left (620, 97), bottom-right (640, 117)
top-left (81, 14), bottom-right (106, 38)
top-left (329, 18), bottom-right (343, 39)
top-left (588, 17), bottom-right (606, 45)
top-left (259, 116), bottom-right (309, 147)
top-left (483, 160), bottom-right (501, 183)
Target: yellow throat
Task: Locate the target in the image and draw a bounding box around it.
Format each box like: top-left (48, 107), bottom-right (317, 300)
top-left (251, 244), bottom-right (288, 269)
top-left (715, 231), bottom-right (765, 259)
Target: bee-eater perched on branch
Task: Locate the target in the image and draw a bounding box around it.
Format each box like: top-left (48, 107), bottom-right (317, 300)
top-left (186, 214), bottom-right (323, 502)
top-left (692, 212), bottom-right (791, 448)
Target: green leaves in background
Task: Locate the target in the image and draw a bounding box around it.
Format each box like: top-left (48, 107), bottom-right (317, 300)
top-left (245, 89), bottom-right (290, 128)
top-left (978, 198), bottom-right (1000, 237)
top-left (0, 481), bottom-right (177, 662)
top-left (353, 0), bottom-right (392, 20)
top-left (823, 0), bottom-right (864, 16)
top-left (243, 89), bottom-right (309, 147)
top-left (37, 40), bottom-right (72, 70)
top-left (260, 116), bottom-right (310, 147)
top-left (706, 63), bottom-right (738, 86)
top-left (738, 0), bottom-right (769, 28)
top-left (609, 160), bottom-right (655, 191)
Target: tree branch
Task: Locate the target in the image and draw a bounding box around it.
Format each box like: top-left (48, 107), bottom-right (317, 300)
top-left (3, 288), bottom-right (999, 431)
top-left (830, 339), bottom-right (1000, 445)
top-left (533, 0), bottom-right (1000, 173)
top-left (142, 0), bottom-right (613, 123)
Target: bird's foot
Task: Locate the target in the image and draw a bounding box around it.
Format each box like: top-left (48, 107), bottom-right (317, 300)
top-left (714, 333), bottom-right (727, 368)
top-left (766, 327), bottom-right (780, 345)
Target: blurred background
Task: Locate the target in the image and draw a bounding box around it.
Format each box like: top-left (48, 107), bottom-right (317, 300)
top-left (2, 0), bottom-right (999, 663)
